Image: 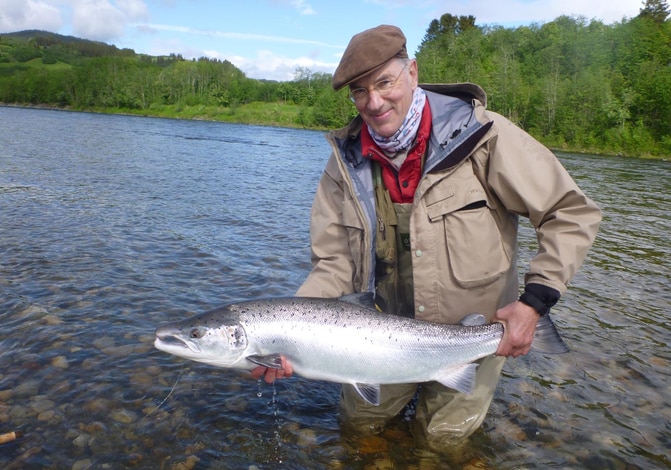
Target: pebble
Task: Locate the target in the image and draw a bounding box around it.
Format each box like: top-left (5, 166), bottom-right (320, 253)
top-left (83, 398), bottom-right (115, 414)
top-left (92, 336), bottom-right (115, 350)
top-left (81, 357), bottom-right (99, 369)
top-left (9, 405), bottom-right (29, 419)
top-left (358, 436), bottom-right (388, 454)
top-left (101, 344), bottom-right (136, 357)
top-left (83, 421), bottom-right (108, 434)
top-left (51, 356), bottom-right (69, 369)
top-left (18, 304), bottom-right (48, 317)
top-left (296, 428), bottom-right (318, 447)
top-left (71, 459), bottom-right (92, 470)
top-left (110, 408), bottom-right (139, 424)
top-left (130, 372), bottom-right (154, 387)
top-left (72, 433), bottom-right (91, 448)
top-left (365, 458), bottom-right (394, 469)
top-left (42, 314), bottom-right (63, 325)
top-left (169, 455), bottom-right (200, 470)
top-left (224, 395), bottom-right (248, 412)
top-left (14, 379), bottom-right (41, 397)
top-left (145, 365), bottom-right (162, 376)
top-left (37, 410), bottom-right (56, 422)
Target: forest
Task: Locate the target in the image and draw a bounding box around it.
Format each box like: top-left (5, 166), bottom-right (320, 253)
top-left (1, 0), bottom-right (670, 158)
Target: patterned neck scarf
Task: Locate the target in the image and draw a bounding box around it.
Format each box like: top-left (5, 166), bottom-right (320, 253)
top-left (367, 87), bottom-right (427, 154)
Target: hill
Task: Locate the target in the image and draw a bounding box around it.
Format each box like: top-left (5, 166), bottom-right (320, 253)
top-left (0, 29), bottom-right (139, 64)
top-left (0, 29), bottom-right (345, 130)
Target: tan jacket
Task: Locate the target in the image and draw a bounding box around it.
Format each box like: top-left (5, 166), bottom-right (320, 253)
top-left (296, 84), bottom-right (601, 324)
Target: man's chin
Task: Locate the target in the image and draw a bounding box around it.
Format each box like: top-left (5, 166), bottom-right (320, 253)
top-left (368, 122), bottom-right (399, 139)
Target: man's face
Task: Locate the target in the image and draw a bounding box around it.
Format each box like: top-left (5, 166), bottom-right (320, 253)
top-left (349, 59), bottom-right (418, 138)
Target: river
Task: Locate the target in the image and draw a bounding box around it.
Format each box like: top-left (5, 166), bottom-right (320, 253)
top-left (1, 106), bottom-right (669, 469)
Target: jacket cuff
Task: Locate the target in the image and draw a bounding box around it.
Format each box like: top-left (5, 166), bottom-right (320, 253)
top-left (519, 283), bottom-right (561, 316)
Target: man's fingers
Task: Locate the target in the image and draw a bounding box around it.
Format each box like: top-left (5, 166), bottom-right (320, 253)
top-left (250, 366), bottom-right (266, 380)
top-left (249, 357), bottom-right (293, 383)
top-left (281, 357), bottom-right (294, 377)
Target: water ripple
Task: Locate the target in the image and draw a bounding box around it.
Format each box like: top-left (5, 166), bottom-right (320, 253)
top-left (0, 108), bottom-right (669, 469)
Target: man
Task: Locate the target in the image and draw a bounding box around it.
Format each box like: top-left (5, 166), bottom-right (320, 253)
top-left (253, 24), bottom-right (601, 448)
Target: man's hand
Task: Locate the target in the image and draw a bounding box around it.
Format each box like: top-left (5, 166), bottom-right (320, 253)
top-left (250, 356), bottom-right (294, 383)
top-left (494, 300), bottom-right (540, 357)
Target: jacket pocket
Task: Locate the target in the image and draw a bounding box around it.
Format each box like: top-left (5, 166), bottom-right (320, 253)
top-left (426, 179), bottom-right (510, 288)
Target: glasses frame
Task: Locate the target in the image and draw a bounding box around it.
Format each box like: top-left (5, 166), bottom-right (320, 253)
top-left (348, 62), bottom-right (410, 104)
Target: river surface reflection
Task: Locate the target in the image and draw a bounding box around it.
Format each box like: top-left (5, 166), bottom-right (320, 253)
top-left (0, 106), bottom-right (669, 469)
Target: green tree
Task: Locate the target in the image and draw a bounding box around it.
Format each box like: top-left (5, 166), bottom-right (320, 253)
top-left (417, 13), bottom-right (482, 83)
top-left (639, 0), bottom-right (670, 23)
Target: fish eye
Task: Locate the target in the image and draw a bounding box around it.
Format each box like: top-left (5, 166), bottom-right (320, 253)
top-left (190, 328), bottom-right (204, 339)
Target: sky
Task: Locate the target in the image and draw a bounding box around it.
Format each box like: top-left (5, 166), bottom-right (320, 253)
top-left (0, 0), bottom-right (645, 81)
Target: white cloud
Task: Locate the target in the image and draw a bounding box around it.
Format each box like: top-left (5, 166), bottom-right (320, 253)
top-left (290, 0), bottom-right (316, 15)
top-left (427, 0), bottom-right (640, 26)
top-left (0, 0), bottom-right (63, 32)
top-left (69, 0), bottom-right (149, 42)
top-left (140, 23), bottom-right (340, 48)
top-left (268, 0), bottom-right (316, 15)
top-left (203, 49), bottom-right (337, 81)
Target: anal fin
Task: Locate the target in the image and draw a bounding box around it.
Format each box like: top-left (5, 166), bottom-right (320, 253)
top-left (433, 363), bottom-right (479, 394)
top-left (353, 383), bottom-right (381, 406)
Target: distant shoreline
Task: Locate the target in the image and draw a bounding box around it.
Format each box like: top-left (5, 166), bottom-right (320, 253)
top-left (2, 102), bottom-right (666, 161)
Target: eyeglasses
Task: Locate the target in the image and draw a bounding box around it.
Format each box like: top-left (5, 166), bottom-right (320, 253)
top-left (349, 62), bottom-right (409, 104)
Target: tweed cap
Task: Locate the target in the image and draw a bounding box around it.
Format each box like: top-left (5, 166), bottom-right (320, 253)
top-left (332, 25), bottom-right (408, 91)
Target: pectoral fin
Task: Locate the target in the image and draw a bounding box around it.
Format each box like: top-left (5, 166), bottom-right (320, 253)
top-left (353, 383), bottom-right (381, 406)
top-left (433, 363), bottom-right (479, 394)
top-left (458, 313), bottom-right (487, 326)
top-left (339, 292), bottom-right (378, 310)
top-left (247, 354), bottom-right (283, 369)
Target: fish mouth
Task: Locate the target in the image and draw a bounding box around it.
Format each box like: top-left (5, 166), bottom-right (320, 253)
top-left (154, 330), bottom-right (201, 354)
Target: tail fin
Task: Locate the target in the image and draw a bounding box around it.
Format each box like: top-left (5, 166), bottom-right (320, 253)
top-left (532, 315), bottom-right (569, 354)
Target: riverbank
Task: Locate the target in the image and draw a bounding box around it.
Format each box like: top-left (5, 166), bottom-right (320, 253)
top-left (1, 101), bottom-right (318, 131)
top-left (2, 102), bottom-right (667, 160)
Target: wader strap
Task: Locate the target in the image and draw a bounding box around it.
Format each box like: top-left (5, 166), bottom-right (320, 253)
top-left (393, 202), bottom-right (415, 316)
top-left (373, 162), bottom-right (407, 316)
top-left (371, 148), bottom-right (427, 317)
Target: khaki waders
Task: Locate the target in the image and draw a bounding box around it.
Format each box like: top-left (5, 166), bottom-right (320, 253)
top-left (339, 162), bottom-right (505, 449)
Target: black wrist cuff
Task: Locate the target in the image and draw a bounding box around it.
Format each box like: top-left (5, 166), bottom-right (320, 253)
top-left (519, 284), bottom-right (560, 316)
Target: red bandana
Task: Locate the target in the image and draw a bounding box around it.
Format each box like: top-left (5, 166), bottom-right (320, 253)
top-left (361, 100), bottom-right (432, 203)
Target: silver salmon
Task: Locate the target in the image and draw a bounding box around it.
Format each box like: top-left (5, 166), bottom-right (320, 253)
top-left (154, 294), bottom-right (568, 405)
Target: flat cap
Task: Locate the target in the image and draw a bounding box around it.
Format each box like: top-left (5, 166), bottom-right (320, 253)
top-left (332, 25), bottom-right (408, 91)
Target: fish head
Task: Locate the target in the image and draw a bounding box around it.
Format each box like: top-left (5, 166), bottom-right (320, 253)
top-left (154, 306), bottom-right (252, 370)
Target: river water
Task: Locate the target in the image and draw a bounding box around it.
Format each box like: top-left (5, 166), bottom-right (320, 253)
top-left (0, 106), bottom-right (669, 469)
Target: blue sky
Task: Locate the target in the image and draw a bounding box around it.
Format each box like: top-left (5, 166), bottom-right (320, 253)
top-left (0, 0), bottom-right (643, 81)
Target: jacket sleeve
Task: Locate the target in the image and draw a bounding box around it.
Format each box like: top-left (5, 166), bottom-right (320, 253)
top-left (485, 114), bottom-right (602, 296)
top-left (295, 152), bottom-right (358, 298)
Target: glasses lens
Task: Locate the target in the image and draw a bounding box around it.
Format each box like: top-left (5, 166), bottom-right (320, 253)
top-left (375, 80), bottom-right (394, 94)
top-left (349, 62), bottom-right (409, 104)
top-left (349, 89), bottom-right (366, 103)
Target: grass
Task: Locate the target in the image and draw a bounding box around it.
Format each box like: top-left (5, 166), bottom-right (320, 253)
top-left (0, 58), bottom-right (72, 71)
top-left (89, 101), bottom-right (325, 131)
